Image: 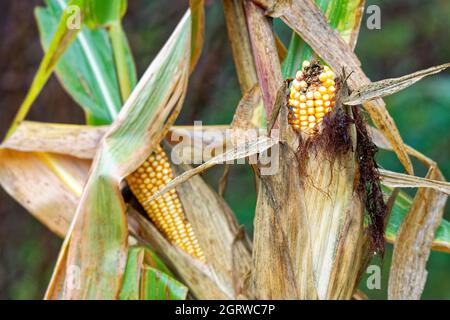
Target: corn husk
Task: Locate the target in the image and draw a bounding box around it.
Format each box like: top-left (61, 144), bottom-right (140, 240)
top-left (129, 161), bottom-right (252, 299)
top-left (251, 91), bottom-right (368, 299)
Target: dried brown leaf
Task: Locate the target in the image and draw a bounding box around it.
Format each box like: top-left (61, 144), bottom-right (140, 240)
top-left (388, 167), bottom-right (447, 299)
top-left (2, 121), bottom-right (108, 159)
top-left (379, 169), bottom-right (450, 195)
top-left (144, 135), bottom-right (278, 204)
top-left (0, 149), bottom-right (89, 237)
top-left (344, 63), bottom-right (450, 106)
top-left (245, 1), bottom-right (283, 118)
top-left (223, 0), bottom-right (258, 92)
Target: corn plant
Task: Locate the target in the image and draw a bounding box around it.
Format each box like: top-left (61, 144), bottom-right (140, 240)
top-left (0, 0), bottom-right (449, 300)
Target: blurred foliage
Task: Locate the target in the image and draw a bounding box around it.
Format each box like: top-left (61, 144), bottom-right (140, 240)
top-left (0, 0), bottom-right (449, 299)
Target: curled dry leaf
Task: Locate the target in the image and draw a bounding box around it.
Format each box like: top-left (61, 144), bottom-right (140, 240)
top-left (143, 135), bottom-right (278, 204)
top-left (388, 167), bottom-right (447, 300)
top-left (379, 169), bottom-right (450, 195)
top-left (343, 63), bottom-right (450, 106)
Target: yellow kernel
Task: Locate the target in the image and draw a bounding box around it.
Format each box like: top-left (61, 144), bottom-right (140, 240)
top-left (326, 70), bottom-right (335, 79)
top-left (315, 106), bottom-right (325, 113)
top-left (308, 122), bottom-right (316, 128)
top-left (292, 82), bottom-right (301, 91)
top-left (295, 70), bottom-right (303, 80)
top-left (322, 94), bottom-right (330, 101)
top-left (319, 73), bottom-right (327, 82)
top-left (299, 80), bottom-right (308, 88)
top-left (300, 115), bottom-right (308, 121)
top-left (324, 79), bottom-right (334, 87)
top-left (324, 101), bottom-right (331, 107)
top-left (299, 109), bottom-right (307, 115)
top-left (313, 91), bottom-right (322, 99)
top-left (306, 91), bottom-right (314, 100)
top-left (307, 107), bottom-right (315, 115)
top-left (308, 115), bottom-right (316, 122)
top-left (316, 112), bottom-right (325, 118)
top-left (299, 94), bottom-right (307, 102)
top-left (300, 121), bottom-right (309, 126)
top-left (323, 66), bottom-right (330, 71)
top-left (299, 102), bottom-right (307, 109)
top-left (328, 86), bottom-right (336, 93)
top-left (126, 146), bottom-right (205, 262)
top-left (306, 100), bottom-right (314, 107)
top-left (314, 99), bottom-right (323, 106)
top-left (302, 60), bottom-right (310, 69)
top-left (319, 86), bottom-right (327, 94)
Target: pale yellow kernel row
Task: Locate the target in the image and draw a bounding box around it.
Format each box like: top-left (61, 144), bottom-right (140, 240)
top-left (127, 145), bottom-right (205, 262)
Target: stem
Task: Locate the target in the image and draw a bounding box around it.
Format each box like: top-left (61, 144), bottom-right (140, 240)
top-left (109, 22), bottom-right (132, 102)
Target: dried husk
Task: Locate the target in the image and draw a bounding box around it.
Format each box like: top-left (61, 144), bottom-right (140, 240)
top-left (388, 166), bottom-right (447, 299)
top-left (252, 85), bottom-right (369, 299)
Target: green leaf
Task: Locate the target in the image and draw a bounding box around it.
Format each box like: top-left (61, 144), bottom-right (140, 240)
top-left (119, 246), bottom-right (181, 300)
top-left (140, 267), bottom-right (188, 300)
top-left (108, 21), bottom-right (137, 102)
top-left (79, 0), bottom-right (127, 29)
top-left (282, 0), bottom-right (364, 78)
top-left (5, 1), bottom-right (80, 139)
top-left (384, 186), bottom-right (450, 253)
top-left (35, 0), bottom-right (136, 125)
top-left (119, 247), bottom-right (145, 300)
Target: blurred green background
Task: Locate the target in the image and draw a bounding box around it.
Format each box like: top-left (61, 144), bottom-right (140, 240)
top-left (0, 0), bottom-right (449, 299)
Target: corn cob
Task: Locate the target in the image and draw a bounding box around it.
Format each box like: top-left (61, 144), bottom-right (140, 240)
top-left (288, 60), bottom-right (337, 134)
top-left (126, 145), bottom-right (205, 262)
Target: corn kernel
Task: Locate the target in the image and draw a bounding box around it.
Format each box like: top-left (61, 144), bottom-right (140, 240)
top-left (127, 145), bottom-right (205, 262)
top-left (287, 60), bottom-right (338, 133)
